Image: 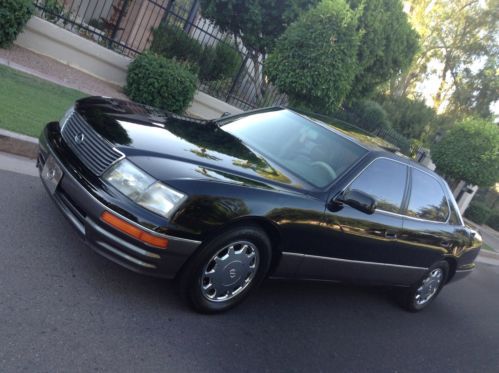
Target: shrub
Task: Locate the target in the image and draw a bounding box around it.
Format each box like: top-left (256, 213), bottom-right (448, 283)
top-left (376, 95), bottom-right (438, 141)
top-left (486, 212), bottom-right (499, 231)
top-left (150, 24), bottom-right (204, 64)
top-left (152, 25), bottom-right (242, 83)
top-left (431, 118), bottom-right (499, 187)
top-left (41, 0), bottom-right (65, 22)
top-left (125, 53), bottom-right (197, 114)
top-left (0, 0), bottom-right (33, 48)
top-left (88, 18), bottom-right (105, 30)
top-left (464, 201), bottom-right (491, 225)
top-left (198, 46), bottom-right (217, 80)
top-left (266, 0), bottom-right (361, 113)
top-left (347, 99), bottom-right (392, 132)
top-left (199, 43), bottom-right (241, 82)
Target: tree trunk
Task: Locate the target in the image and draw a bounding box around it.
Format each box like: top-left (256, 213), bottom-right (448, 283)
top-left (250, 51), bottom-right (264, 105)
top-left (433, 57), bottom-right (451, 112)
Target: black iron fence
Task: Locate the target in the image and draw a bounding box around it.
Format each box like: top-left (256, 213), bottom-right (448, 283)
top-left (33, 0), bottom-right (287, 110)
top-left (372, 127), bottom-right (411, 155)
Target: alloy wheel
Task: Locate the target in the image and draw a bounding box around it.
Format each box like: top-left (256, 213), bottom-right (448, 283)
top-left (414, 268), bottom-right (444, 306)
top-left (200, 241), bottom-right (259, 302)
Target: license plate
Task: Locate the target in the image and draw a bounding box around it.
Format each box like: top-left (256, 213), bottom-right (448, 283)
top-left (41, 155), bottom-right (63, 194)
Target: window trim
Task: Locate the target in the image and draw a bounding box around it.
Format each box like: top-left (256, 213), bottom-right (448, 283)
top-left (340, 156), bottom-right (454, 225)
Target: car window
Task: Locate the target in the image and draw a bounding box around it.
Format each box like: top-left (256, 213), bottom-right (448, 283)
top-left (222, 110), bottom-right (368, 188)
top-left (407, 169), bottom-right (449, 222)
top-left (348, 159), bottom-right (407, 213)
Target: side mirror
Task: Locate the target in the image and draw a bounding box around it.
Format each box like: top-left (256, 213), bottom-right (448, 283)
top-left (337, 189), bottom-right (377, 215)
top-left (220, 112), bottom-right (231, 118)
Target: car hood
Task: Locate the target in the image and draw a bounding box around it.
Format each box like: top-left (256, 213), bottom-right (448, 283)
top-left (75, 97), bottom-right (307, 190)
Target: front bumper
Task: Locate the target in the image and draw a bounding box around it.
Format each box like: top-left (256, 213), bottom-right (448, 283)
top-left (38, 122), bottom-right (201, 278)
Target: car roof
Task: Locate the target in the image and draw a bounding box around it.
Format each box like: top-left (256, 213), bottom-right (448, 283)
top-left (365, 150), bottom-right (445, 182)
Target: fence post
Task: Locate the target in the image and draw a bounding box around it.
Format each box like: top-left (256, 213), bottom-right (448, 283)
top-left (161, 0), bottom-right (176, 24)
top-left (226, 55), bottom-right (249, 102)
top-left (184, 0), bottom-right (200, 34)
top-left (110, 0), bottom-right (131, 44)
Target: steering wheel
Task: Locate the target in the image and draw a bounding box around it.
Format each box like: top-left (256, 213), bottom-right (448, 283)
top-left (311, 161), bottom-right (337, 181)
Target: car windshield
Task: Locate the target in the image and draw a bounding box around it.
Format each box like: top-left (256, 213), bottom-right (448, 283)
top-left (221, 110), bottom-right (368, 188)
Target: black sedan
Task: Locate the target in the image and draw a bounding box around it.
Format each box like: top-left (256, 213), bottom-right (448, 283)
top-left (37, 97), bottom-right (481, 313)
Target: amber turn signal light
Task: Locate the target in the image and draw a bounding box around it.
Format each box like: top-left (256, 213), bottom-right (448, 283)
top-left (101, 211), bottom-right (169, 249)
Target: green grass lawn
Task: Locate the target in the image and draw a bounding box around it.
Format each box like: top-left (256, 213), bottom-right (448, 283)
top-left (482, 243), bottom-right (495, 252)
top-left (0, 64), bottom-right (87, 137)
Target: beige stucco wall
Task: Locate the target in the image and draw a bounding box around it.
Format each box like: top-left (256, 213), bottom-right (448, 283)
top-left (14, 16), bottom-right (242, 119)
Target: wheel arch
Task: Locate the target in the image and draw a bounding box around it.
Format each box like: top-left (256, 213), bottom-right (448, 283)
top-left (202, 216), bottom-right (284, 273)
top-left (444, 256), bottom-right (457, 283)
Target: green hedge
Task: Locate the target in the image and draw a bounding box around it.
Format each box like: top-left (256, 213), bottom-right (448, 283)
top-left (150, 25), bottom-right (204, 64)
top-left (125, 52), bottom-right (197, 114)
top-left (150, 24), bottom-right (241, 82)
top-left (464, 201), bottom-right (491, 225)
top-left (0, 0), bottom-right (33, 48)
top-left (199, 42), bottom-right (241, 82)
top-left (486, 212), bottom-right (499, 231)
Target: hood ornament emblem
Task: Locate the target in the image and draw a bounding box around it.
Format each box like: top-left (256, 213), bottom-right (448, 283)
top-left (74, 133), bottom-right (85, 144)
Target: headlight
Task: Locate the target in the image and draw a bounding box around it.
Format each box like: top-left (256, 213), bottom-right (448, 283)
top-left (59, 105), bottom-right (74, 131)
top-left (103, 160), bottom-right (186, 217)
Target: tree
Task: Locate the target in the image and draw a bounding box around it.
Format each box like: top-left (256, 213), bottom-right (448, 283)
top-left (431, 118), bottom-right (499, 187)
top-left (346, 0), bottom-right (419, 100)
top-left (376, 95), bottom-right (438, 141)
top-left (448, 55), bottom-right (499, 119)
top-left (390, 0), bottom-right (497, 115)
top-left (337, 99), bottom-right (392, 132)
top-left (199, 0), bottom-right (318, 99)
top-left (266, 0), bottom-right (361, 112)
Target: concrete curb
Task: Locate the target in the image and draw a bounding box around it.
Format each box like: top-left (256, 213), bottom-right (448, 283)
top-left (0, 129), bottom-right (38, 159)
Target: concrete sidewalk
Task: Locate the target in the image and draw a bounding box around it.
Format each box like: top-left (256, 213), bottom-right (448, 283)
top-left (0, 45), bottom-right (127, 99)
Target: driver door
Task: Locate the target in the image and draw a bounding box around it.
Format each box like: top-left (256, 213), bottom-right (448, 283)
top-left (298, 158), bottom-right (423, 285)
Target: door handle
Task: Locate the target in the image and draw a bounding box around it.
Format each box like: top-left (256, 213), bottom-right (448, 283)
top-left (385, 231), bottom-right (398, 240)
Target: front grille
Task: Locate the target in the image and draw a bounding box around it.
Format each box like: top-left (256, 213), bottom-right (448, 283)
top-left (61, 111), bottom-right (123, 175)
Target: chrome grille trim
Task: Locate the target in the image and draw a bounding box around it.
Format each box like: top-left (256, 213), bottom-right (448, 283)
top-left (61, 111), bottom-right (124, 176)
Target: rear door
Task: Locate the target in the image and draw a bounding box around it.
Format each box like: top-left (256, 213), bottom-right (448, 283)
top-left (398, 167), bottom-right (459, 267)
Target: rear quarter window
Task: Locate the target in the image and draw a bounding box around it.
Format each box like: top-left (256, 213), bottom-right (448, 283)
top-left (407, 168), bottom-right (449, 222)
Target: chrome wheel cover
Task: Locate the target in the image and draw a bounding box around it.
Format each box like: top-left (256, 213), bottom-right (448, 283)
top-left (200, 241), bottom-right (259, 302)
top-left (414, 268), bottom-right (444, 306)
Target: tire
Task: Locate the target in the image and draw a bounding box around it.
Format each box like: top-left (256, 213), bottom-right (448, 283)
top-left (401, 261), bottom-right (449, 312)
top-left (177, 225), bottom-right (272, 313)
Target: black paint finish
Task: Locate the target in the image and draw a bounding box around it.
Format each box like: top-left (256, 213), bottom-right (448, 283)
top-left (38, 97), bottom-right (481, 285)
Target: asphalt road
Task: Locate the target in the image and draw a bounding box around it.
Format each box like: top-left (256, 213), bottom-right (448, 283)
top-left (1, 165), bottom-right (499, 373)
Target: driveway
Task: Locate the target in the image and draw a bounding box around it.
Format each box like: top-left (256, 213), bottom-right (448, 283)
top-left (1, 156), bottom-right (498, 372)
